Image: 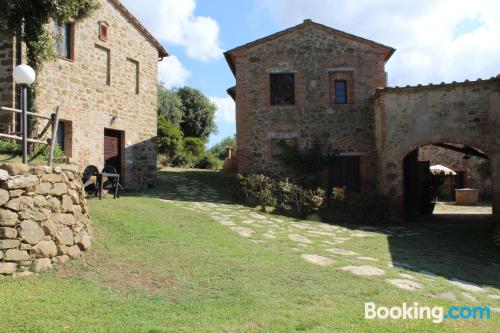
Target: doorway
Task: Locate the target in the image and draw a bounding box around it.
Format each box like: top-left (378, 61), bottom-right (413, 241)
top-left (104, 128), bottom-right (123, 176)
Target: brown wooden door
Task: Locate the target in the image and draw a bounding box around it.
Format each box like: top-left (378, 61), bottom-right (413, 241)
top-left (330, 155), bottom-right (361, 193)
top-left (104, 129), bottom-right (122, 175)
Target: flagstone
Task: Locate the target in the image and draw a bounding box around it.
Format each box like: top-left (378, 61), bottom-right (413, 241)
top-left (341, 265), bottom-right (385, 276)
top-left (302, 254), bottom-right (336, 267)
top-left (386, 279), bottom-right (423, 291)
top-left (326, 248), bottom-right (358, 256)
top-left (231, 226), bottom-right (254, 238)
top-left (357, 256), bottom-right (378, 261)
top-left (289, 234), bottom-right (313, 244)
top-left (448, 279), bottom-right (486, 293)
top-left (437, 291), bottom-right (457, 301)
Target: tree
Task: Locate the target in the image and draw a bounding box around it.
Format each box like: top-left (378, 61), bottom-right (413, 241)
top-left (158, 84), bottom-right (183, 127)
top-left (0, 0), bottom-right (100, 68)
top-left (210, 135), bottom-right (236, 160)
top-left (176, 87), bottom-right (217, 139)
top-left (157, 116), bottom-right (183, 160)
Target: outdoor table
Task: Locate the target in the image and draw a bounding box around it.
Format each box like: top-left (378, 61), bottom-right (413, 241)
top-left (97, 172), bottom-right (120, 200)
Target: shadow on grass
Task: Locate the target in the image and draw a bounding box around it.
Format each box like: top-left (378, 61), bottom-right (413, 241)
top-left (103, 168), bottom-right (500, 291)
top-left (387, 214), bottom-right (500, 289)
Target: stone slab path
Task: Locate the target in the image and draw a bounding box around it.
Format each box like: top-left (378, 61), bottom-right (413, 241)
top-left (153, 173), bottom-right (500, 308)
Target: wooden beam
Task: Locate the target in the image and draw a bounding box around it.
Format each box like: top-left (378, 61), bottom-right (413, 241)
top-left (0, 106), bottom-right (52, 120)
top-left (48, 106), bottom-right (60, 167)
top-left (432, 143), bottom-right (489, 159)
top-left (0, 132), bottom-right (48, 145)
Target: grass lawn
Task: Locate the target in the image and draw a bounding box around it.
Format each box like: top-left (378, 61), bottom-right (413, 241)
top-left (0, 169), bottom-right (499, 332)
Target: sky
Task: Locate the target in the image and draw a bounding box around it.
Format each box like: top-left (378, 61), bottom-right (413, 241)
top-left (121, 0), bottom-right (500, 147)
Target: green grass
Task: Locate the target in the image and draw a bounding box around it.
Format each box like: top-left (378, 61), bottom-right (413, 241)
top-left (0, 170), bottom-right (499, 332)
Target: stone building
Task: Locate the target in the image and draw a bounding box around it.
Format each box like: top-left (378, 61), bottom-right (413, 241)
top-left (225, 20), bottom-right (500, 214)
top-left (0, 0), bottom-right (168, 188)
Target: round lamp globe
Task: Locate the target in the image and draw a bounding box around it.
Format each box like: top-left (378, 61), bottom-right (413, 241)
top-left (13, 64), bottom-right (36, 85)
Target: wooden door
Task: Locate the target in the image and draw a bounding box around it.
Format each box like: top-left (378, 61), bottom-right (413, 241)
top-left (104, 129), bottom-right (122, 175)
top-left (330, 155), bottom-right (361, 193)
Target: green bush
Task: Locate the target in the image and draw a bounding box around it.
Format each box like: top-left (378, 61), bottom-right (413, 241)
top-left (227, 174), bottom-right (323, 217)
top-left (183, 137), bottom-right (205, 156)
top-left (157, 116), bottom-right (184, 161)
top-left (194, 152), bottom-right (220, 170)
top-left (0, 140), bottom-right (21, 155)
top-left (273, 179), bottom-right (324, 218)
top-left (320, 188), bottom-right (391, 225)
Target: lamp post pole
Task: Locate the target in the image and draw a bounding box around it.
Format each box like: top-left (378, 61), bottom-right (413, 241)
top-left (20, 84), bottom-right (28, 164)
top-left (13, 64), bottom-right (36, 165)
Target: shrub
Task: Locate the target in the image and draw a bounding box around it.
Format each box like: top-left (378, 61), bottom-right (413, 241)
top-left (273, 179), bottom-right (324, 218)
top-left (321, 189), bottom-right (391, 225)
top-left (0, 140), bottom-right (21, 155)
top-left (194, 152), bottom-right (220, 170)
top-left (157, 116), bottom-right (184, 161)
top-left (227, 174), bottom-right (322, 217)
top-left (183, 137), bottom-right (205, 156)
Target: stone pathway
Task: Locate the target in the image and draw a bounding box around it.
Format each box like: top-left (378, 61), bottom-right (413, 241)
top-left (153, 173), bottom-right (500, 308)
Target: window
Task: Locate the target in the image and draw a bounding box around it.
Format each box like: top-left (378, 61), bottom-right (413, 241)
top-left (54, 22), bottom-right (74, 59)
top-left (127, 58), bottom-right (140, 94)
top-left (95, 45), bottom-right (111, 85)
top-left (335, 80), bottom-right (347, 104)
top-left (55, 120), bottom-right (72, 157)
top-left (56, 121), bottom-right (65, 152)
top-left (99, 22), bottom-right (109, 41)
top-left (329, 71), bottom-right (354, 104)
top-left (270, 73), bottom-right (295, 105)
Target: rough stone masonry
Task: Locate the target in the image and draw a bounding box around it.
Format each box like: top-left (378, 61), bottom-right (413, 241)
top-left (0, 163), bottom-right (91, 276)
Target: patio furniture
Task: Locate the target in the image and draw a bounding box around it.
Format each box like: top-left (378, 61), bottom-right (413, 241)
top-left (82, 165), bottom-right (99, 196)
top-left (98, 166), bottom-right (122, 200)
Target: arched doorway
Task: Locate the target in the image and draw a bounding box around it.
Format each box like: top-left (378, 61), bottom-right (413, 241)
top-left (402, 142), bottom-right (492, 217)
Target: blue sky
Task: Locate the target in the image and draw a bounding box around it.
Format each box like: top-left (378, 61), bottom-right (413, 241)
top-left (121, 0), bottom-right (500, 147)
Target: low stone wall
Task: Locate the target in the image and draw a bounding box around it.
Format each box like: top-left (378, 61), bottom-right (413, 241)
top-left (0, 163), bottom-right (91, 276)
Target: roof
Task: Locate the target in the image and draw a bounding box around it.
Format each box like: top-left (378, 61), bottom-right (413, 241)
top-left (374, 75), bottom-right (500, 98)
top-left (109, 0), bottom-right (168, 58)
top-left (224, 19), bottom-right (395, 76)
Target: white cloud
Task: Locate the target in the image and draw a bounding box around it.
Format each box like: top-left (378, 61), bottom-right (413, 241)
top-left (210, 96), bottom-right (236, 124)
top-left (158, 56), bottom-right (191, 88)
top-left (256, 0), bottom-right (500, 86)
top-left (121, 0), bottom-right (223, 62)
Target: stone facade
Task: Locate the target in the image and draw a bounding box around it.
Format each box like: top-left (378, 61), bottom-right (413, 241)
top-left (225, 20), bottom-right (393, 191)
top-left (0, 163), bottom-right (91, 276)
top-left (227, 20), bottom-right (500, 215)
top-left (0, 0), bottom-right (168, 189)
top-left (374, 78), bottom-right (500, 213)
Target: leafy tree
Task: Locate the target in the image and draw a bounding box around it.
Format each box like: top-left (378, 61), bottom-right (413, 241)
top-left (210, 135), bottom-right (236, 160)
top-left (158, 84), bottom-right (183, 127)
top-left (0, 0), bottom-right (100, 68)
top-left (157, 116), bottom-right (184, 160)
top-left (176, 87), bottom-right (217, 139)
top-left (183, 137), bottom-right (205, 156)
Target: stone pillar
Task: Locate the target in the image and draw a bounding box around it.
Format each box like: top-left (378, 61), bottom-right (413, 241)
top-left (489, 152), bottom-right (500, 215)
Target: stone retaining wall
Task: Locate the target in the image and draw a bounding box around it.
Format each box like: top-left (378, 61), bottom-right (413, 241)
top-left (0, 163), bottom-right (91, 276)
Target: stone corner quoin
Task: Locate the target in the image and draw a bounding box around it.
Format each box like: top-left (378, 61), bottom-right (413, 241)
top-left (0, 163), bottom-right (91, 276)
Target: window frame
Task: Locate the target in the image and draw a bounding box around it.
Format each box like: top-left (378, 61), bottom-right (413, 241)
top-left (329, 70), bottom-right (354, 105)
top-left (54, 21), bottom-right (75, 60)
top-left (95, 44), bottom-right (111, 86)
top-left (334, 80), bottom-right (348, 104)
top-left (269, 72), bottom-right (295, 106)
top-left (126, 58), bottom-right (140, 95)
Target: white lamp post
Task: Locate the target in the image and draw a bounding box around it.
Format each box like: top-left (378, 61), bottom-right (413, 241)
top-left (13, 64), bottom-right (36, 164)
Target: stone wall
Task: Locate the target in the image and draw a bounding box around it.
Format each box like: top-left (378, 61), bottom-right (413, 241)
top-left (374, 77), bottom-right (500, 213)
top-left (1, 0), bottom-right (161, 189)
top-left (0, 163), bottom-right (91, 276)
top-left (228, 21), bottom-right (392, 191)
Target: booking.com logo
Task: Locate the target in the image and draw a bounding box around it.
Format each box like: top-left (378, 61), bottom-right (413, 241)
top-left (365, 302), bottom-right (492, 324)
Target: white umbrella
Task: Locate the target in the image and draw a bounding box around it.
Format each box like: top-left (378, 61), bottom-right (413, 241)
top-left (430, 164), bottom-right (457, 176)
